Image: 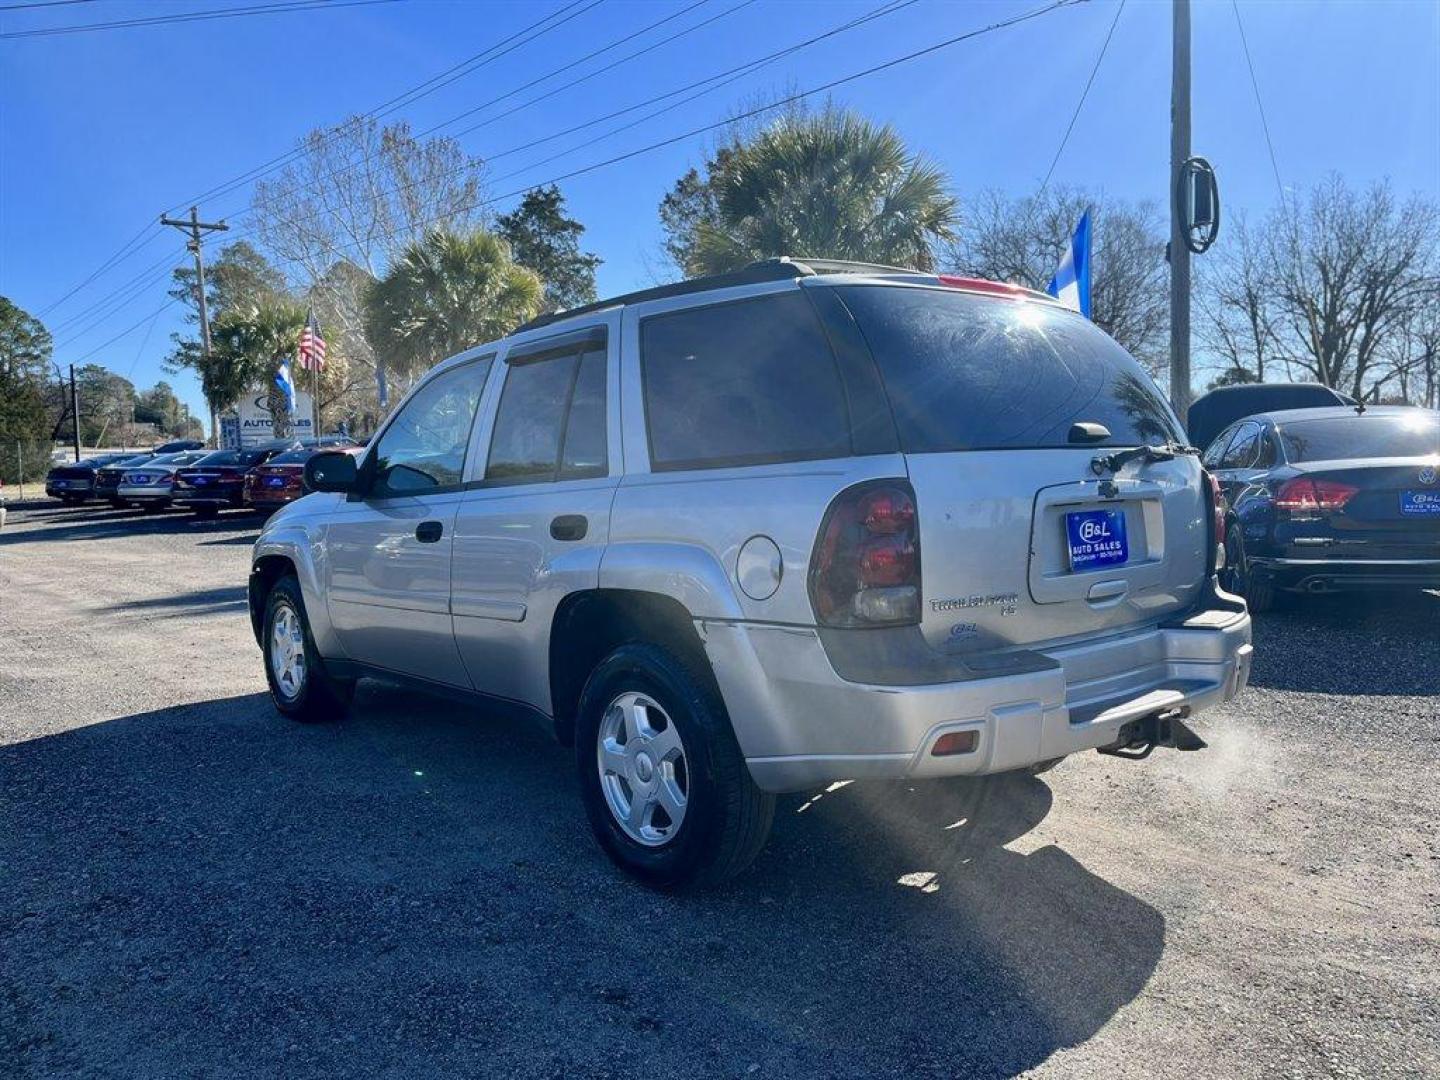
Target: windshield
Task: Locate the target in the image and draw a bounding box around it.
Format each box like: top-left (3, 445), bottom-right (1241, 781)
top-left (1278, 413), bottom-right (1440, 462)
top-left (835, 285), bottom-right (1184, 452)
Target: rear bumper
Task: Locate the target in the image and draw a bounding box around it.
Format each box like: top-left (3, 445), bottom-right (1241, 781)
top-left (175, 492), bottom-right (244, 508)
top-left (702, 599), bottom-right (1252, 793)
top-left (117, 485), bottom-right (173, 503)
top-left (47, 482), bottom-right (92, 498)
top-left (1254, 557), bottom-right (1440, 592)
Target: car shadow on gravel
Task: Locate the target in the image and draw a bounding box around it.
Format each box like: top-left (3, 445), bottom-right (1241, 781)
top-left (0, 506), bottom-right (259, 545)
top-left (96, 585), bottom-right (249, 616)
top-left (1, 685), bottom-right (1162, 1079)
top-left (1246, 590), bottom-right (1440, 696)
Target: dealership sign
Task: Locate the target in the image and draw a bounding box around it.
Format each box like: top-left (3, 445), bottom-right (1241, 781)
top-left (235, 390), bottom-right (314, 448)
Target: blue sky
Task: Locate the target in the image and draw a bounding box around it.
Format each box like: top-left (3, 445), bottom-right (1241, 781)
top-left (2, 0), bottom-right (1437, 432)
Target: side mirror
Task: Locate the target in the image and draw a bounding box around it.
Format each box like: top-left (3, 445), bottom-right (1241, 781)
top-left (304, 450), bottom-right (360, 494)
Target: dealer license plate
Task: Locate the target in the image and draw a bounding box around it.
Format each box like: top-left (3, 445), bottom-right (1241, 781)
top-left (1066, 509), bottom-right (1129, 572)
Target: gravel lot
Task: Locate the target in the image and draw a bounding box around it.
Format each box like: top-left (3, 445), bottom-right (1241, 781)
top-left (1, 500), bottom-right (1436, 1079)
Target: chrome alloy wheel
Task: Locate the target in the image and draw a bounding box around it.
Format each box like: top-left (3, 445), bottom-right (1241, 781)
top-left (269, 602), bottom-right (307, 702)
top-left (597, 691), bottom-right (689, 847)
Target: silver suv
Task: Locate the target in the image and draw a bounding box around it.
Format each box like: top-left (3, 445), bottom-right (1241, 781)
top-left (248, 258), bottom-right (1253, 887)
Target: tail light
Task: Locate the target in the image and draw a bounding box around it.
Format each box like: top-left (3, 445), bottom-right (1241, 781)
top-left (809, 481), bottom-right (921, 627)
top-left (1202, 469), bottom-right (1225, 574)
top-left (1275, 478), bottom-right (1358, 513)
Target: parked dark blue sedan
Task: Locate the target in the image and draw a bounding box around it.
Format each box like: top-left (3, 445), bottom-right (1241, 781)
top-left (1203, 406), bottom-right (1440, 610)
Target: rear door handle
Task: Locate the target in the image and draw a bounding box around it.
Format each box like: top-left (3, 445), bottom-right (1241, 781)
top-left (550, 514), bottom-right (588, 541)
top-left (415, 520), bottom-right (444, 543)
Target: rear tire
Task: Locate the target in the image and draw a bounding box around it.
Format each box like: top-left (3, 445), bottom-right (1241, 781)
top-left (262, 575), bottom-right (353, 723)
top-left (1225, 523), bottom-right (1275, 613)
top-left (575, 643), bottom-right (774, 889)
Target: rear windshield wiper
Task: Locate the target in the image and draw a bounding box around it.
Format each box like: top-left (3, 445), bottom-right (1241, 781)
top-left (1090, 442), bottom-right (1198, 476)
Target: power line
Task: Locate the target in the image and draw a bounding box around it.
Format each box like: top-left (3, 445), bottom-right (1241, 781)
top-left (38, 222), bottom-right (162, 317)
top-left (1231, 0), bottom-right (1286, 210)
top-left (0, 0), bottom-right (401, 40)
top-left (49, 247), bottom-right (186, 341)
top-left (166, 0), bottom-right (601, 213)
top-left (42, 3), bottom-right (594, 318)
top-left (68, 299), bottom-right (181, 365)
top-left (220, 0), bottom-right (745, 229)
top-left (220, 0), bottom-right (912, 243)
top-left (0, 0), bottom-right (98, 11)
top-left (1035, 0), bottom-right (1124, 199)
top-left (236, 0), bottom-right (1085, 267)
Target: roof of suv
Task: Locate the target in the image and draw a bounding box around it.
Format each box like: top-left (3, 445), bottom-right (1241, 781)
top-left (515, 257), bottom-right (1057, 333)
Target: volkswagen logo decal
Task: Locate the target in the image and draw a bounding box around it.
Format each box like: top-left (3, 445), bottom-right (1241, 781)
top-left (1420, 465), bottom-right (1438, 486)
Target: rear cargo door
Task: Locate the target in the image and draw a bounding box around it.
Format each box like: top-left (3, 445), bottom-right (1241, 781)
top-left (831, 282), bottom-right (1207, 654)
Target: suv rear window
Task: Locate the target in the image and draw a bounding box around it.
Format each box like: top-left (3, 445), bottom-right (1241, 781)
top-left (1277, 414), bottom-right (1440, 462)
top-left (641, 291), bottom-right (850, 470)
top-left (836, 285), bottom-right (1183, 452)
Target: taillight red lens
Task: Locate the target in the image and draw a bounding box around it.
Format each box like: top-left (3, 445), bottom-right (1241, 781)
top-left (1203, 469), bottom-right (1225, 555)
top-left (1275, 478), bottom-right (1358, 512)
top-left (809, 482), bottom-right (921, 627)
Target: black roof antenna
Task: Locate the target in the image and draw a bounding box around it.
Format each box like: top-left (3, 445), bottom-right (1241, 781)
top-left (1354, 398), bottom-right (1367, 415)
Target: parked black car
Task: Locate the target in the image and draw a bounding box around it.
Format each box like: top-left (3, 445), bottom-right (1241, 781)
top-left (153, 438), bottom-right (205, 453)
top-left (173, 445), bottom-right (292, 517)
top-left (1187, 383), bottom-right (1354, 451)
top-left (44, 454), bottom-right (137, 504)
top-left (1204, 405), bottom-right (1440, 610)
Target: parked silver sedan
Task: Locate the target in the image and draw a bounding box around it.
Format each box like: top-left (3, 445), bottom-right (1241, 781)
top-left (116, 451), bottom-right (210, 511)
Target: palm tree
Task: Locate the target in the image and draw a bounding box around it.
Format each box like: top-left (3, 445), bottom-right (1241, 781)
top-left (679, 107), bottom-right (957, 276)
top-left (364, 228), bottom-right (543, 385)
top-left (208, 299), bottom-right (306, 437)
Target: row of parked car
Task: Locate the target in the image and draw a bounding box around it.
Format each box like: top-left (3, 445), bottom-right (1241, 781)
top-left (44, 436), bottom-right (363, 517)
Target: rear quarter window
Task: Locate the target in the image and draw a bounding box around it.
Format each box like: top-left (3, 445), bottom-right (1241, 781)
top-left (640, 291), bottom-right (851, 471)
top-left (836, 285), bottom-right (1183, 452)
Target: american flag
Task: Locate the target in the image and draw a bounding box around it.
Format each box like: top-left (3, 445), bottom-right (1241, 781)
top-left (298, 309), bottom-right (327, 371)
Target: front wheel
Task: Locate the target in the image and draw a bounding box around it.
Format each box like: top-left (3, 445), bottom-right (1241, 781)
top-left (575, 643), bottom-right (774, 889)
top-left (262, 575), bottom-right (354, 722)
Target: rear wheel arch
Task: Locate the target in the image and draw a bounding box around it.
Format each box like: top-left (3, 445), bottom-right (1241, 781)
top-left (548, 589), bottom-right (719, 747)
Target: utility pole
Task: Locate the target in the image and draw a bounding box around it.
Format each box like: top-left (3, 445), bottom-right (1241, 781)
top-left (161, 206), bottom-right (228, 447)
top-left (69, 364), bottom-right (82, 461)
top-left (1168, 0), bottom-right (1193, 420)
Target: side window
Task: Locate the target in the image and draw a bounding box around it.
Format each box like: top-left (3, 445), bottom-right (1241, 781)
top-left (371, 357), bottom-right (492, 497)
top-left (1202, 426), bottom-right (1234, 468)
top-left (641, 291), bottom-right (850, 471)
top-left (560, 349), bottom-right (607, 480)
top-left (485, 341), bottom-right (609, 484)
top-left (1219, 423), bottom-right (1260, 470)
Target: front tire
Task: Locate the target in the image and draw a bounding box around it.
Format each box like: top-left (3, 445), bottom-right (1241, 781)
top-left (575, 643), bottom-right (774, 889)
top-left (262, 575), bottom-right (353, 722)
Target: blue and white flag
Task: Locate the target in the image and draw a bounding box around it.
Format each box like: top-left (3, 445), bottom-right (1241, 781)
top-left (275, 359), bottom-right (297, 416)
top-left (1047, 210), bottom-right (1092, 318)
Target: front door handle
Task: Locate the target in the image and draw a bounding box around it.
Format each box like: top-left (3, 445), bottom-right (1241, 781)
top-left (415, 520), bottom-right (444, 543)
top-left (550, 514), bottom-right (588, 542)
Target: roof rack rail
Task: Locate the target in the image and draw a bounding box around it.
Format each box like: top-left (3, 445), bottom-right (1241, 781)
top-left (513, 255), bottom-right (918, 333)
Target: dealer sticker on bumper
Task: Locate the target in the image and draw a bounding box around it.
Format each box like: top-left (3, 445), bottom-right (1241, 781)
top-left (1066, 509), bottom-right (1129, 571)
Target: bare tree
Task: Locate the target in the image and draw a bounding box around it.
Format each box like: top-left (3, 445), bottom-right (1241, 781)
top-left (251, 117), bottom-right (488, 281)
top-left (1197, 214), bottom-right (1280, 386)
top-left (942, 188), bottom-right (1169, 373)
top-left (250, 117), bottom-right (489, 424)
top-left (1263, 177), bottom-right (1438, 399)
